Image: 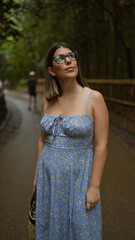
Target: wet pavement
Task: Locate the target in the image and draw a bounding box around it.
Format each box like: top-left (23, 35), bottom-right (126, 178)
top-left (0, 90), bottom-right (135, 240)
top-left (0, 91), bottom-right (42, 240)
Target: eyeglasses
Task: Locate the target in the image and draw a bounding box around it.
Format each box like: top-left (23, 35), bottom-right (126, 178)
top-left (53, 51), bottom-right (78, 64)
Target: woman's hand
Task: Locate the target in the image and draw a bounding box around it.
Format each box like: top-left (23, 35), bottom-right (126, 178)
top-left (85, 186), bottom-right (100, 210)
top-left (33, 175), bottom-right (36, 192)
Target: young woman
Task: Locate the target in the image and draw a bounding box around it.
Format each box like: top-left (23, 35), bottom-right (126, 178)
top-left (33, 42), bottom-right (109, 240)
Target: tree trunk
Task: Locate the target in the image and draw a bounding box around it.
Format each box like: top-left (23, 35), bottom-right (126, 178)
top-left (96, 0), bottom-right (134, 78)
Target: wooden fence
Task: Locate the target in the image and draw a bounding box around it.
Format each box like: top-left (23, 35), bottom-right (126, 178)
top-left (86, 79), bottom-right (135, 107)
top-left (38, 79), bottom-right (135, 107)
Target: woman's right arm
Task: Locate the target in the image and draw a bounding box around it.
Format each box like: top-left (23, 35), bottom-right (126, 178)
top-left (33, 99), bottom-right (46, 192)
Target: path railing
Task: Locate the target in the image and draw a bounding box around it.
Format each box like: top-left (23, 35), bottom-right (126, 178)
top-left (24, 78), bottom-right (135, 107)
top-left (86, 79), bottom-right (135, 107)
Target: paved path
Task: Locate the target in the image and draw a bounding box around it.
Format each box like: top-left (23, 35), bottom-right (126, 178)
top-left (0, 91), bottom-right (43, 240)
top-left (0, 91), bottom-right (135, 240)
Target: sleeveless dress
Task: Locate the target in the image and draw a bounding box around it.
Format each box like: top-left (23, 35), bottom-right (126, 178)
top-left (36, 90), bottom-right (102, 240)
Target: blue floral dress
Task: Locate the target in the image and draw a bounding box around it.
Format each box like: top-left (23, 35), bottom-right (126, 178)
top-left (36, 90), bottom-right (102, 240)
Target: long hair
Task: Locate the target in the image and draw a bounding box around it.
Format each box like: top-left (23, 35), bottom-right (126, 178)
top-left (44, 42), bottom-right (87, 101)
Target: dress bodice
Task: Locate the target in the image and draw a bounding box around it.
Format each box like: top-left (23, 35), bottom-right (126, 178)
top-left (40, 114), bottom-right (94, 137)
top-left (40, 113), bottom-right (94, 149)
top-left (40, 90), bottom-right (94, 148)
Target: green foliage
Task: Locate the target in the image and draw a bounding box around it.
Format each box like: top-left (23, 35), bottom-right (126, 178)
top-left (0, 0), bottom-right (135, 86)
top-left (15, 78), bottom-right (27, 91)
top-left (0, 0), bottom-right (21, 40)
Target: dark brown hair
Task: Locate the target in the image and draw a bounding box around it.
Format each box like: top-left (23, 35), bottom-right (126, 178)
top-left (44, 42), bottom-right (87, 101)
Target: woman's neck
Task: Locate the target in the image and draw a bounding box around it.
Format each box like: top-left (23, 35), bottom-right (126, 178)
top-left (59, 78), bottom-right (83, 97)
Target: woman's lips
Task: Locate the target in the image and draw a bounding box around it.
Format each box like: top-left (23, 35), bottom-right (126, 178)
top-left (65, 67), bottom-right (74, 71)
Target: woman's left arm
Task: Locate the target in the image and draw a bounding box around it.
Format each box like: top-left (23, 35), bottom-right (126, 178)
top-left (86, 91), bottom-right (109, 210)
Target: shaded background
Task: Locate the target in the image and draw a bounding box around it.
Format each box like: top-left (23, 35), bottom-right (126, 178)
top-left (0, 0), bottom-right (135, 81)
top-left (0, 0), bottom-right (135, 240)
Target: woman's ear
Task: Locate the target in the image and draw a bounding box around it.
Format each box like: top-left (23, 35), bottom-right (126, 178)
top-left (48, 67), bottom-right (56, 77)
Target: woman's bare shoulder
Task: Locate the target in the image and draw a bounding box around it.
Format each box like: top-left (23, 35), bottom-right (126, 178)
top-left (84, 86), bottom-right (91, 92)
top-left (91, 90), bottom-right (104, 100)
top-left (42, 98), bottom-right (46, 104)
top-left (42, 98), bottom-right (46, 108)
top-left (91, 90), bottom-right (108, 116)
top-left (84, 87), bottom-right (103, 100)
top-left (41, 97), bottom-right (47, 116)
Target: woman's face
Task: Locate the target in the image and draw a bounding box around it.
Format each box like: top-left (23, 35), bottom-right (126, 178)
top-left (48, 47), bottom-right (78, 81)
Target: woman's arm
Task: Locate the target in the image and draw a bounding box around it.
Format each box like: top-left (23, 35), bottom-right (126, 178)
top-left (86, 91), bottom-right (109, 210)
top-left (33, 99), bottom-right (46, 192)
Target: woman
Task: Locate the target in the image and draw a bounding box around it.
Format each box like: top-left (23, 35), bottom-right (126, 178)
top-left (33, 42), bottom-right (109, 240)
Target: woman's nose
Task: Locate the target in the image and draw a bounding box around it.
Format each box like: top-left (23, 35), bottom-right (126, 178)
top-left (65, 56), bottom-right (71, 63)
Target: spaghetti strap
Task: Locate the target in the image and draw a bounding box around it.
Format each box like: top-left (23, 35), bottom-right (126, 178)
top-left (44, 102), bottom-right (48, 114)
top-left (85, 90), bottom-right (93, 114)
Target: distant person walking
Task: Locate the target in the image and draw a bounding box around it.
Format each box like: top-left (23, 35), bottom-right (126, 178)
top-left (4, 79), bottom-right (9, 91)
top-left (28, 71), bottom-right (38, 111)
top-left (0, 80), bottom-right (3, 89)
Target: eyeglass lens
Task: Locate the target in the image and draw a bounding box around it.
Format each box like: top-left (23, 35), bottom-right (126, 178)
top-left (54, 52), bottom-right (77, 64)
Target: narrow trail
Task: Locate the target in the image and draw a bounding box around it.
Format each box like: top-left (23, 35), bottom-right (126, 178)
top-left (0, 91), bottom-right (135, 240)
top-left (0, 91), bottom-right (42, 240)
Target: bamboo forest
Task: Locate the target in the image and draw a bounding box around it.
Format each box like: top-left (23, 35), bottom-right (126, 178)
top-left (0, 0), bottom-right (135, 87)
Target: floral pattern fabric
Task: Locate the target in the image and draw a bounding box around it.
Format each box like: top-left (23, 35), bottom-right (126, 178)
top-left (36, 90), bottom-right (102, 240)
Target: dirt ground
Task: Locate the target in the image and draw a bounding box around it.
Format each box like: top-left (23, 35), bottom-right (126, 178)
top-left (0, 90), bottom-right (135, 240)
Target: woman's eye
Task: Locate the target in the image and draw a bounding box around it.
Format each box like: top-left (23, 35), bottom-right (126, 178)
top-left (68, 53), bottom-right (74, 58)
top-left (56, 56), bottom-right (61, 61)
top-left (59, 55), bottom-right (65, 60)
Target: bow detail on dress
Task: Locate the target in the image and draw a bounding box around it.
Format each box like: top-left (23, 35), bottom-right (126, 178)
top-left (52, 114), bottom-right (63, 136)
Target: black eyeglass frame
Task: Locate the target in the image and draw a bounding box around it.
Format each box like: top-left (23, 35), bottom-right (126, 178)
top-left (53, 51), bottom-right (78, 64)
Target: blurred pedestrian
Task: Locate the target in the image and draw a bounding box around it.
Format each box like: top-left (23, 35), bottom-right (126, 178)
top-left (0, 80), bottom-right (3, 89)
top-left (33, 42), bottom-right (109, 239)
top-left (4, 79), bottom-right (9, 89)
top-left (27, 71), bottom-right (38, 111)
top-left (0, 80), bottom-right (3, 95)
